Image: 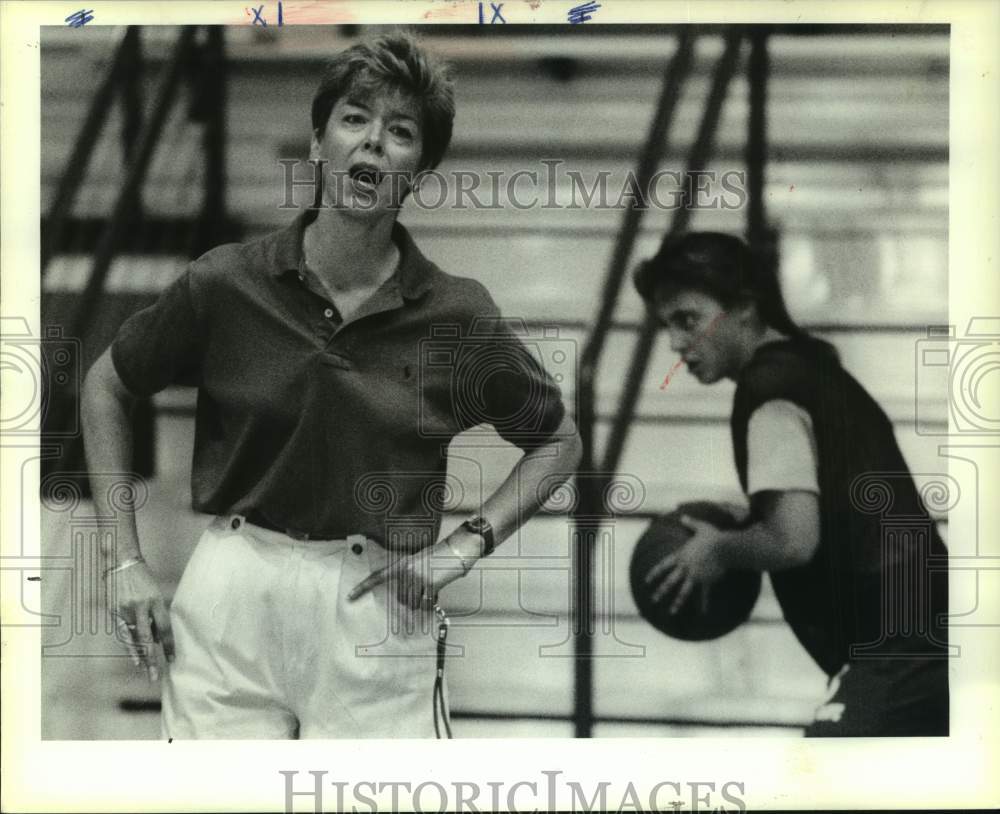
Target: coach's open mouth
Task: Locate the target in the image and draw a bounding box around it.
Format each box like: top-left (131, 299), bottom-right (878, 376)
top-left (349, 162), bottom-right (383, 190)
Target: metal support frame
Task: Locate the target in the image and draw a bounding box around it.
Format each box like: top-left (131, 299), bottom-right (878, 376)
top-left (42, 27), bottom-right (141, 273)
top-left (570, 29), bottom-right (746, 738)
top-left (47, 27), bottom-right (199, 478)
top-left (191, 26), bottom-right (227, 259)
top-left (67, 27), bottom-right (197, 344)
top-left (745, 27), bottom-right (777, 270)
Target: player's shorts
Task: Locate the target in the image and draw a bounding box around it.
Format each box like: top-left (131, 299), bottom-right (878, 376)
top-left (161, 514), bottom-right (443, 739)
top-left (804, 655), bottom-right (949, 737)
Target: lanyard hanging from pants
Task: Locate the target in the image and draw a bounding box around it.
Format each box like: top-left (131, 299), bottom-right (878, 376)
top-left (433, 602), bottom-right (452, 739)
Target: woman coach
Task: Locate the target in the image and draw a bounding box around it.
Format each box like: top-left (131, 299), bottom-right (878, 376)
top-left (82, 32), bottom-right (581, 739)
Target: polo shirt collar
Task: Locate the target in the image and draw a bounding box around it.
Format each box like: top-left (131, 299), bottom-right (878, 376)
top-left (270, 208), bottom-right (434, 300)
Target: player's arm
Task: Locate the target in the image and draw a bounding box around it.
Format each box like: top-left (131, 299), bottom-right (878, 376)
top-left (702, 489), bottom-right (820, 571)
top-left (649, 399), bottom-right (821, 612)
top-left (648, 492), bottom-right (819, 611)
top-left (718, 396), bottom-right (821, 569)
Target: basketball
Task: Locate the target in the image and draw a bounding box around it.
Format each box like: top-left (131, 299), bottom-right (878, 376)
top-left (629, 501), bottom-right (761, 641)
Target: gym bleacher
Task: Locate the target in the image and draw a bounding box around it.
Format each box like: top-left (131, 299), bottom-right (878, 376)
top-left (39, 24), bottom-right (948, 739)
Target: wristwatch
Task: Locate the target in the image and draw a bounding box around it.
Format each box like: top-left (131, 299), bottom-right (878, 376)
top-left (461, 515), bottom-right (495, 557)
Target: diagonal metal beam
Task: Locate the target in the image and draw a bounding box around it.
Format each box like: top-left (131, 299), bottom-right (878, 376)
top-left (42, 27), bottom-right (141, 274)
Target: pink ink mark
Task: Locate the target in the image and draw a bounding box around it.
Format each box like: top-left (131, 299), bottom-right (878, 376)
top-left (422, 1), bottom-right (472, 20)
top-left (659, 359), bottom-right (685, 390)
top-left (658, 311), bottom-right (726, 390)
top-left (277, 1), bottom-right (354, 24)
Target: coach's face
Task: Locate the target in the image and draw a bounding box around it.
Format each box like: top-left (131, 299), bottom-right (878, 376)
top-left (310, 88), bottom-right (424, 215)
top-left (655, 289), bottom-right (748, 384)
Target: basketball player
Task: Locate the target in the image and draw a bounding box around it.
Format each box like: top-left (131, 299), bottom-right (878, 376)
top-left (635, 232), bottom-right (949, 736)
top-left (81, 33), bottom-right (581, 738)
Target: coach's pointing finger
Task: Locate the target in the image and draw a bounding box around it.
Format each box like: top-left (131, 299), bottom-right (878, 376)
top-left (348, 565), bottom-right (390, 601)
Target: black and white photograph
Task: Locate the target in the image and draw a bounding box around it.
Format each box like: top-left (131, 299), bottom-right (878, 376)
top-left (2, 0), bottom-right (998, 811)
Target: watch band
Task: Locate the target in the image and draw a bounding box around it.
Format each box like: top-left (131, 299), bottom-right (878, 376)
top-left (461, 515), bottom-right (495, 557)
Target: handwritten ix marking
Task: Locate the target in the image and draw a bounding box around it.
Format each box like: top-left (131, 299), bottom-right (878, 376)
top-left (246, 1), bottom-right (283, 26)
top-left (479, 2), bottom-right (507, 24)
top-left (65, 8), bottom-right (95, 27)
top-left (568, 1), bottom-right (601, 24)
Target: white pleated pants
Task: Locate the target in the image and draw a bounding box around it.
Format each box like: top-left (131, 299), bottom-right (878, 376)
top-left (162, 515), bottom-right (442, 739)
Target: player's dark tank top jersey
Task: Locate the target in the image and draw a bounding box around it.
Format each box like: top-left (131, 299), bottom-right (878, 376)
top-left (730, 338), bottom-right (949, 677)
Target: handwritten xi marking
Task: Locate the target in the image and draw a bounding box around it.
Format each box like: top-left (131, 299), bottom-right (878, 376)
top-left (246, 1), bottom-right (283, 26)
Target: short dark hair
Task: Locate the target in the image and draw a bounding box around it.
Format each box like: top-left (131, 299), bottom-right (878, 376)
top-left (635, 232), bottom-right (831, 352)
top-left (634, 232), bottom-right (754, 308)
top-left (310, 32), bottom-right (455, 172)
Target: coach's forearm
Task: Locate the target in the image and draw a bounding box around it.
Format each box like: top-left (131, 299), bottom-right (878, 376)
top-left (81, 350), bottom-right (143, 564)
top-left (479, 413), bottom-right (582, 549)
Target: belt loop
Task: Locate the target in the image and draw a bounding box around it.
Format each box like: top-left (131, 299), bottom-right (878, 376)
top-left (347, 534), bottom-right (365, 556)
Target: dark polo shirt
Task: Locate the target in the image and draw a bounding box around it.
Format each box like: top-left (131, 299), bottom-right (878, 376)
top-left (111, 209), bottom-right (566, 543)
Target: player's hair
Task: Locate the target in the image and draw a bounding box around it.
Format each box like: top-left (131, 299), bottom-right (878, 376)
top-left (311, 31), bottom-right (455, 172)
top-left (634, 231), bottom-right (834, 354)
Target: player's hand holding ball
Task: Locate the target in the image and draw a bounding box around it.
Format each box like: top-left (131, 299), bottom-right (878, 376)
top-left (647, 514), bottom-right (728, 613)
top-left (629, 501), bottom-right (761, 641)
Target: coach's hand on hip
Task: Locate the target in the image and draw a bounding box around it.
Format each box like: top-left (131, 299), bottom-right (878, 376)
top-left (348, 528), bottom-right (482, 609)
top-left (108, 560), bottom-right (175, 681)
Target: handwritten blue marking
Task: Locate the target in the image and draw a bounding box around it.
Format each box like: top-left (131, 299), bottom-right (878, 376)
top-left (245, 2), bottom-right (282, 25)
top-left (65, 8), bottom-right (95, 27)
top-left (568, 1), bottom-right (600, 24)
top-left (247, 4), bottom-right (267, 25)
top-left (479, 2), bottom-right (506, 23)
